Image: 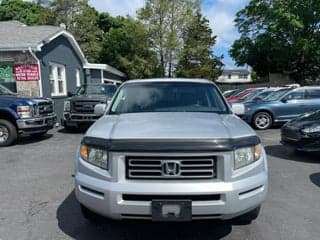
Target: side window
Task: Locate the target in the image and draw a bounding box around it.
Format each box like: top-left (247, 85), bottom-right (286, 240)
top-left (76, 69), bottom-right (81, 87)
top-left (284, 90), bottom-right (305, 101)
top-left (49, 63), bottom-right (67, 97)
top-left (306, 89), bottom-right (320, 99)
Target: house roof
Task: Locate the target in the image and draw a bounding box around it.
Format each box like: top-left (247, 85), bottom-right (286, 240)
top-left (0, 21), bottom-right (87, 64)
top-left (222, 69), bottom-right (250, 75)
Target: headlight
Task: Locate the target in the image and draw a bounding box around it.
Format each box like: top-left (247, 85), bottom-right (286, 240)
top-left (234, 145), bottom-right (262, 170)
top-left (302, 125), bottom-right (320, 134)
top-left (80, 145), bottom-right (108, 170)
top-left (17, 105), bottom-right (33, 119)
top-left (64, 101), bottom-right (71, 112)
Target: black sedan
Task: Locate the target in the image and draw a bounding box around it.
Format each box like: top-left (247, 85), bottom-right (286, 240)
top-left (281, 110), bottom-right (320, 152)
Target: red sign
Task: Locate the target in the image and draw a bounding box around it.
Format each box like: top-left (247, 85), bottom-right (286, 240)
top-left (14, 64), bottom-right (40, 81)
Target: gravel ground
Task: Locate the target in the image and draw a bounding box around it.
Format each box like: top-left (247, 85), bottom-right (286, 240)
top-left (0, 128), bottom-right (319, 240)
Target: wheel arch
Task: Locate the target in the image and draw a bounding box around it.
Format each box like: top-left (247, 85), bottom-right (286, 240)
top-left (0, 109), bottom-right (18, 128)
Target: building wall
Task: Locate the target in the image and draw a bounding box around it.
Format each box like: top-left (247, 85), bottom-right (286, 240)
top-left (85, 68), bottom-right (126, 84)
top-left (36, 35), bottom-right (85, 120)
top-left (0, 51), bottom-right (40, 96)
top-left (217, 73), bottom-right (252, 83)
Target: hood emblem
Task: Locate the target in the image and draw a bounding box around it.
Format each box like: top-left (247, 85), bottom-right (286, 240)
top-left (162, 161), bottom-right (180, 176)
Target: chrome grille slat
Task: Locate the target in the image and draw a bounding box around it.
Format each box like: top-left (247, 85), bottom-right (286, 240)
top-left (126, 156), bottom-right (216, 180)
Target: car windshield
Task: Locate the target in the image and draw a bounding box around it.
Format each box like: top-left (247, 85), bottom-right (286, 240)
top-left (76, 85), bottom-right (117, 98)
top-left (263, 89), bottom-right (290, 101)
top-left (0, 84), bottom-right (15, 95)
top-left (110, 82), bottom-right (229, 114)
top-left (224, 89), bottom-right (240, 98)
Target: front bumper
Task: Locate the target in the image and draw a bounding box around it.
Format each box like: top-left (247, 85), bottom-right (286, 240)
top-left (16, 114), bottom-right (56, 134)
top-left (62, 113), bottom-right (101, 127)
top-left (75, 151), bottom-right (268, 221)
top-left (281, 127), bottom-right (320, 152)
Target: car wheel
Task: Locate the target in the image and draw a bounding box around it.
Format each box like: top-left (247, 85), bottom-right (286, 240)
top-left (253, 112), bottom-right (273, 130)
top-left (80, 204), bottom-right (104, 223)
top-left (0, 120), bottom-right (17, 147)
top-left (237, 205), bottom-right (261, 223)
top-left (30, 131), bottom-right (48, 138)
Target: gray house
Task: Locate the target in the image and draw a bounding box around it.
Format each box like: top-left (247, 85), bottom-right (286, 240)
top-left (0, 21), bottom-right (126, 119)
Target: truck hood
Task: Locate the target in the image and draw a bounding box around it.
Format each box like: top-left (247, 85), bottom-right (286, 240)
top-left (69, 95), bottom-right (109, 102)
top-left (86, 112), bottom-right (256, 140)
top-left (0, 94), bottom-right (52, 105)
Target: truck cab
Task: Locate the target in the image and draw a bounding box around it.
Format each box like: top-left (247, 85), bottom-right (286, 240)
top-left (62, 84), bottom-right (117, 130)
top-left (0, 84), bottom-right (56, 146)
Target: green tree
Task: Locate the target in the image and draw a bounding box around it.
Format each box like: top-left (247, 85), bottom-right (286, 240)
top-left (100, 17), bottom-right (159, 79)
top-left (138, 0), bottom-right (200, 77)
top-left (176, 11), bottom-right (223, 80)
top-left (0, 0), bottom-right (50, 25)
top-left (49, 0), bottom-right (102, 62)
top-left (231, 0), bottom-right (320, 82)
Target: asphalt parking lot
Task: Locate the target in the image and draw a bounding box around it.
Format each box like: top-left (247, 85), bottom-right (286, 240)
top-left (0, 128), bottom-right (320, 240)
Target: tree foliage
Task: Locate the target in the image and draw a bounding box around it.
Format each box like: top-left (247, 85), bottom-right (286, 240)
top-left (176, 11), bottom-right (223, 80)
top-left (100, 17), bottom-right (159, 79)
top-left (138, 0), bottom-right (200, 77)
top-left (231, 0), bottom-right (320, 82)
top-left (0, 0), bottom-right (50, 25)
top-left (49, 0), bottom-right (102, 62)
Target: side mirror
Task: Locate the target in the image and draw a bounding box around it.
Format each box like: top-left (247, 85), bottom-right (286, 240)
top-left (281, 98), bottom-right (288, 103)
top-left (67, 91), bottom-right (75, 97)
top-left (231, 103), bottom-right (245, 115)
top-left (94, 104), bottom-right (107, 116)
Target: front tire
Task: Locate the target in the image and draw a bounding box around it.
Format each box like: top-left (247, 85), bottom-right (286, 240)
top-left (253, 112), bottom-right (273, 130)
top-left (0, 119), bottom-right (17, 147)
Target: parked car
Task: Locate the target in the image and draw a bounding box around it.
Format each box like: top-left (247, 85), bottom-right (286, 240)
top-left (75, 79), bottom-right (268, 223)
top-left (223, 88), bottom-right (244, 98)
top-left (226, 88), bottom-right (258, 102)
top-left (62, 84), bottom-right (118, 130)
top-left (241, 87), bottom-right (320, 130)
top-left (281, 110), bottom-right (320, 152)
top-left (0, 84), bottom-right (56, 146)
top-left (233, 88), bottom-right (278, 104)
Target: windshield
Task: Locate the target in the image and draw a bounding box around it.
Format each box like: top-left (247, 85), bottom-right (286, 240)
top-left (110, 82), bottom-right (229, 114)
top-left (298, 111), bottom-right (320, 121)
top-left (263, 89), bottom-right (290, 101)
top-left (76, 85), bottom-right (117, 98)
top-left (0, 84), bottom-right (14, 95)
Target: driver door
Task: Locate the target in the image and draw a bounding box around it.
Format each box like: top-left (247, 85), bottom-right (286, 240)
top-left (274, 89), bottom-right (307, 122)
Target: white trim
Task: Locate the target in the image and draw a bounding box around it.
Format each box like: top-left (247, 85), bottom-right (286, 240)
top-left (84, 63), bottom-right (126, 78)
top-left (28, 47), bottom-right (43, 97)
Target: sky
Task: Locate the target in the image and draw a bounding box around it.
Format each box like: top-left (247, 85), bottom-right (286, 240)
top-left (89, 0), bottom-right (249, 69)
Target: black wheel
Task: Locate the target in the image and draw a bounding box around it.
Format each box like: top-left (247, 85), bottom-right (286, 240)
top-left (253, 112), bottom-right (273, 130)
top-left (30, 131), bottom-right (48, 138)
top-left (80, 204), bottom-right (104, 223)
top-left (237, 206), bottom-right (261, 223)
top-left (0, 119), bottom-right (17, 147)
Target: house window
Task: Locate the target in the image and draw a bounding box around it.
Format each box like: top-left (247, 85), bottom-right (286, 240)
top-left (49, 63), bottom-right (66, 96)
top-left (76, 68), bottom-right (81, 87)
top-left (239, 74), bottom-right (248, 79)
top-left (228, 74), bottom-right (232, 79)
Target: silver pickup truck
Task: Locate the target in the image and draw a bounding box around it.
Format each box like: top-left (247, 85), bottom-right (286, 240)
top-left (75, 79), bottom-right (268, 222)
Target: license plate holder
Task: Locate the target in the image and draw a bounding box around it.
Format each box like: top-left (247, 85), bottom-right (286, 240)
top-left (152, 200), bottom-right (192, 222)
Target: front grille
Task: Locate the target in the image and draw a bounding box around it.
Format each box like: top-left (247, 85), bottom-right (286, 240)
top-left (38, 102), bottom-right (54, 115)
top-left (126, 156), bottom-right (217, 180)
top-left (72, 101), bottom-right (101, 113)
